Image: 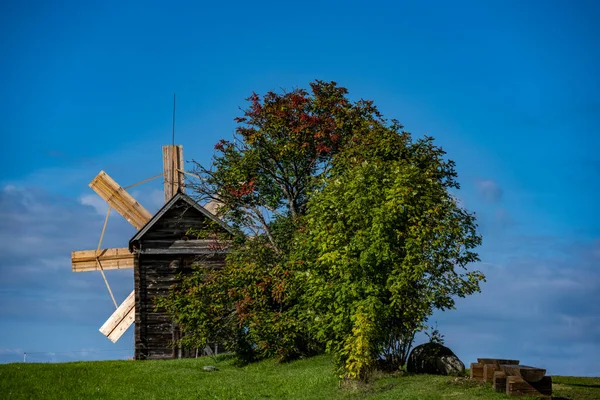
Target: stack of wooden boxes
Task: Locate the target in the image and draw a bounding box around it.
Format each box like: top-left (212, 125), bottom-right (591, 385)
top-left (470, 358), bottom-right (552, 398)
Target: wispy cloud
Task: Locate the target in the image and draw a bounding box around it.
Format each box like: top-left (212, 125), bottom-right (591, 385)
top-left (475, 179), bottom-right (503, 203)
top-left (432, 235), bottom-right (600, 376)
top-left (0, 348), bottom-right (24, 355)
top-left (80, 194), bottom-right (109, 215)
top-left (0, 185), bottom-right (135, 328)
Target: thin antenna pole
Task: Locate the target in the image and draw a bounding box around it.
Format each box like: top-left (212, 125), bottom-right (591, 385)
top-left (172, 93), bottom-right (176, 146)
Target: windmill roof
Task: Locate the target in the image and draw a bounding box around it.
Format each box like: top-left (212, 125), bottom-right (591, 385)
top-left (128, 191), bottom-right (234, 251)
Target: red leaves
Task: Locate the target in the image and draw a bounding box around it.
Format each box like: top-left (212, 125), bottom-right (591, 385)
top-left (214, 139), bottom-right (229, 151)
top-left (249, 92), bottom-right (262, 114)
top-left (225, 179), bottom-right (256, 198)
top-left (290, 94), bottom-right (308, 107)
top-left (316, 144), bottom-right (332, 155)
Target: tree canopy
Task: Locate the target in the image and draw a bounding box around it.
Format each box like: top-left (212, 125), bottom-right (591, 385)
top-left (158, 80), bottom-right (484, 380)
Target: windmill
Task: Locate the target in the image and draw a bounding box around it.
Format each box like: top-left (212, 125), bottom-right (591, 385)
top-left (73, 144), bottom-right (232, 359)
top-left (71, 145), bottom-right (187, 344)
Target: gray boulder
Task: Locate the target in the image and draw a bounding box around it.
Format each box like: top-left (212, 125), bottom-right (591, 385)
top-left (407, 343), bottom-right (465, 376)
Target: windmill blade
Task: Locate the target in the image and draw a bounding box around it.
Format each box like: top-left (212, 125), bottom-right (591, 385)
top-left (99, 290), bottom-right (135, 343)
top-left (89, 171), bottom-right (152, 230)
top-left (72, 248), bottom-right (135, 272)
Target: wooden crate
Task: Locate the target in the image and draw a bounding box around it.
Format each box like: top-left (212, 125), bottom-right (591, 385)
top-left (506, 375), bottom-right (552, 398)
top-left (483, 363), bottom-right (500, 383)
top-left (493, 371), bottom-right (506, 393)
top-left (470, 362), bottom-right (484, 380)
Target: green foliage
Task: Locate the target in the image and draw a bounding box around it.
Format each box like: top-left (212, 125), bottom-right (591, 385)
top-left (188, 80), bottom-right (384, 250)
top-left (161, 81), bottom-right (386, 365)
top-left (160, 81), bottom-right (484, 378)
top-left (425, 322), bottom-right (445, 345)
top-left (293, 128), bottom-right (484, 379)
top-left (156, 235), bottom-right (319, 363)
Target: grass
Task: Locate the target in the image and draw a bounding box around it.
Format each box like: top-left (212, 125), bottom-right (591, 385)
top-left (0, 354), bottom-right (598, 399)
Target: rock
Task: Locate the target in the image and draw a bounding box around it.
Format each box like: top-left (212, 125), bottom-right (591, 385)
top-left (203, 365), bottom-right (218, 372)
top-left (407, 343), bottom-right (465, 376)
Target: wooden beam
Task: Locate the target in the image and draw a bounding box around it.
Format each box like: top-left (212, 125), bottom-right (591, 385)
top-left (89, 171), bottom-right (152, 230)
top-left (506, 375), bottom-right (552, 398)
top-left (477, 358), bottom-right (519, 366)
top-left (163, 145), bottom-right (184, 203)
top-left (136, 239), bottom-right (230, 255)
top-left (500, 365), bottom-right (547, 383)
top-left (72, 248), bottom-right (135, 272)
top-left (204, 199), bottom-right (223, 216)
top-left (99, 290), bottom-right (135, 343)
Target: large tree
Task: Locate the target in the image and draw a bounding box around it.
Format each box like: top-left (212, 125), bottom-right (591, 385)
top-left (159, 81), bottom-right (484, 376)
top-left (160, 81), bottom-right (386, 361)
top-left (292, 129), bottom-right (484, 379)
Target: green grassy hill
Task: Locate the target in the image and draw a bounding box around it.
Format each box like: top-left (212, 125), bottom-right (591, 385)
top-left (0, 354), bottom-right (597, 399)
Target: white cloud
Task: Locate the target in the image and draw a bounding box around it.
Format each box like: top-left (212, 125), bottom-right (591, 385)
top-left (79, 194), bottom-right (109, 215)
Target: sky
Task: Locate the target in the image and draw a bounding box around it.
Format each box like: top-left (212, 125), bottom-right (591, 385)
top-left (0, 0), bottom-right (598, 376)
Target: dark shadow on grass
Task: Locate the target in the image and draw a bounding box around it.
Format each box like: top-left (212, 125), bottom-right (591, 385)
top-left (212, 353), bottom-right (236, 363)
top-left (564, 383), bottom-right (600, 389)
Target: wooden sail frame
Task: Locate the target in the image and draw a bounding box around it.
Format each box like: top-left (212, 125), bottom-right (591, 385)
top-left (99, 290), bottom-right (135, 343)
top-left (71, 145), bottom-right (185, 343)
top-left (89, 171), bottom-right (153, 230)
top-left (72, 248), bottom-right (135, 272)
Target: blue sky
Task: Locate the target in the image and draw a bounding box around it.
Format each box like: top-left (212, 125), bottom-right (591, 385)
top-left (1, 0), bottom-right (598, 375)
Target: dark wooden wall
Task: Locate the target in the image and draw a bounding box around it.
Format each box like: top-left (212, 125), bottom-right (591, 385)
top-left (135, 255), bottom-right (227, 360)
top-left (132, 196), bottom-right (229, 360)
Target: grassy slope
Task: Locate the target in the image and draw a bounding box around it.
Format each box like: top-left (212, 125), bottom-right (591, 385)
top-left (0, 354), bottom-right (598, 400)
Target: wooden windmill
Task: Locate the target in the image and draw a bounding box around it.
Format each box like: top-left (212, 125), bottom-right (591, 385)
top-left (71, 146), bottom-right (231, 359)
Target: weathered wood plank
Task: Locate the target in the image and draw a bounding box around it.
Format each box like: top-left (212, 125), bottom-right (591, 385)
top-left (139, 247), bottom-right (230, 255)
top-left (108, 306), bottom-right (135, 343)
top-left (163, 145), bottom-right (184, 202)
top-left (500, 365), bottom-right (546, 383)
top-left (477, 358), bottom-right (520, 366)
top-left (506, 375), bottom-right (552, 398)
top-left (493, 371), bottom-right (506, 392)
top-left (138, 239), bottom-right (230, 255)
top-left (90, 171), bottom-right (152, 229)
top-left (72, 248), bottom-right (134, 272)
top-left (99, 290), bottom-right (135, 343)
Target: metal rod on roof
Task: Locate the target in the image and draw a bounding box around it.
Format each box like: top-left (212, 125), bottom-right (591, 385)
top-left (172, 93), bottom-right (176, 146)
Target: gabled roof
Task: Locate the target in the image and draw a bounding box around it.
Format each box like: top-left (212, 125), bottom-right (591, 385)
top-left (128, 191), bottom-right (234, 250)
